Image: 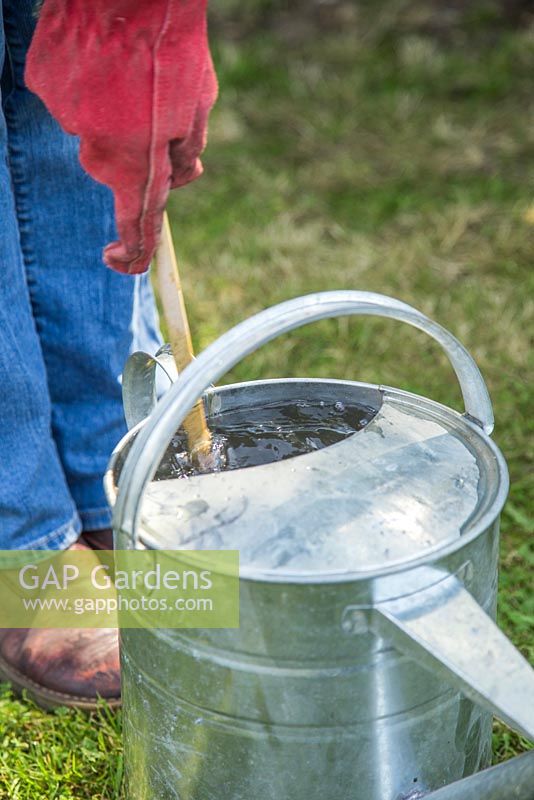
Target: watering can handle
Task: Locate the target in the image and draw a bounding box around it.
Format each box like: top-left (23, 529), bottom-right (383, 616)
top-left (113, 290), bottom-right (494, 542)
top-left (419, 749), bottom-right (534, 800)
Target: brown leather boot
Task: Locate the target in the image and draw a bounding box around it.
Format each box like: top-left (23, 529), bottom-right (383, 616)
top-left (0, 541), bottom-right (121, 710)
top-left (82, 527), bottom-right (114, 551)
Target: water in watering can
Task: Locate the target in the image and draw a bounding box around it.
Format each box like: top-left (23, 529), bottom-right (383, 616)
top-left (155, 397), bottom-right (377, 479)
top-left (138, 380), bottom-right (482, 573)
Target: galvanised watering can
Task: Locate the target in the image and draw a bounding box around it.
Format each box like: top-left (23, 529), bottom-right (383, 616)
top-left (106, 291), bottom-right (534, 800)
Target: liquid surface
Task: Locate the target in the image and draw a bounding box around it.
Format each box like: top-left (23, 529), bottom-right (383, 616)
top-left (140, 396), bottom-right (481, 572)
top-left (155, 399), bottom-right (378, 480)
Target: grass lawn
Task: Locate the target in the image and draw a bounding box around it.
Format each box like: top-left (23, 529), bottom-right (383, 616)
top-left (1, 1), bottom-right (532, 797)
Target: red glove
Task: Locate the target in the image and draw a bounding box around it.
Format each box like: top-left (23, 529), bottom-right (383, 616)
top-left (26, 0), bottom-right (217, 274)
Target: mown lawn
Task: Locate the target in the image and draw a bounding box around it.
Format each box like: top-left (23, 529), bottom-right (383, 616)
top-left (1, 1), bottom-right (532, 797)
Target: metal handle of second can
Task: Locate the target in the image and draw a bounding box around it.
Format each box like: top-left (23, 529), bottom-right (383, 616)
top-left (113, 290), bottom-right (494, 544)
top-left (416, 748), bottom-right (534, 800)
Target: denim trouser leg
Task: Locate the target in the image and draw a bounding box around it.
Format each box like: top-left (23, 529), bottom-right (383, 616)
top-left (0, 0), bottom-right (162, 548)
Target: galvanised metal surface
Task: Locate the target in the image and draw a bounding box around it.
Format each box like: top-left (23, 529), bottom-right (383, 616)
top-left (138, 383), bottom-right (488, 572)
top-left (106, 292), bottom-right (534, 800)
top-left (419, 750), bottom-right (534, 800)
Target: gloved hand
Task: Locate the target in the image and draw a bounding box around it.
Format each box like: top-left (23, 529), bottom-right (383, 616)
top-left (26, 0), bottom-right (217, 274)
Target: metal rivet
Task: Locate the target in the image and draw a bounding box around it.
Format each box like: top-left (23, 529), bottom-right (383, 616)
top-left (341, 608), bottom-right (369, 635)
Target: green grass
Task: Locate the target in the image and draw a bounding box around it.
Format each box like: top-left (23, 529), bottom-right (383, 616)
top-left (1, 1), bottom-right (532, 795)
top-left (0, 689), bottom-right (123, 799)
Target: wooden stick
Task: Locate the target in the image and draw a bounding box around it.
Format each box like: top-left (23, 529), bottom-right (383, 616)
top-left (155, 212), bottom-right (212, 458)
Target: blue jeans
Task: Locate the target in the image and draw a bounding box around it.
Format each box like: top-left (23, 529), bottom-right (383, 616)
top-left (0, 0), bottom-right (162, 549)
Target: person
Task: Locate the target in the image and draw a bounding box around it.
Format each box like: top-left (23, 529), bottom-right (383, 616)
top-left (0, 0), bottom-right (216, 708)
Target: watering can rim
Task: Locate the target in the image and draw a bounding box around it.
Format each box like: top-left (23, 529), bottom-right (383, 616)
top-left (105, 375), bottom-right (509, 586)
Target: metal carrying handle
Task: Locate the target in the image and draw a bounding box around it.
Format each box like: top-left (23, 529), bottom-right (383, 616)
top-left (113, 290), bottom-right (494, 545)
top-left (420, 749), bottom-right (534, 800)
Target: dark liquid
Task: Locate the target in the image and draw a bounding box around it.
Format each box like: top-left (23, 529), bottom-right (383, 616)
top-left (155, 398), bottom-right (376, 480)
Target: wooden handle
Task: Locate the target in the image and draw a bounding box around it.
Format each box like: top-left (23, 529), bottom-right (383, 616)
top-left (155, 212), bottom-right (212, 457)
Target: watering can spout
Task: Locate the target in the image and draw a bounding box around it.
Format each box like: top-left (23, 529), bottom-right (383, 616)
top-left (372, 569), bottom-right (534, 740)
